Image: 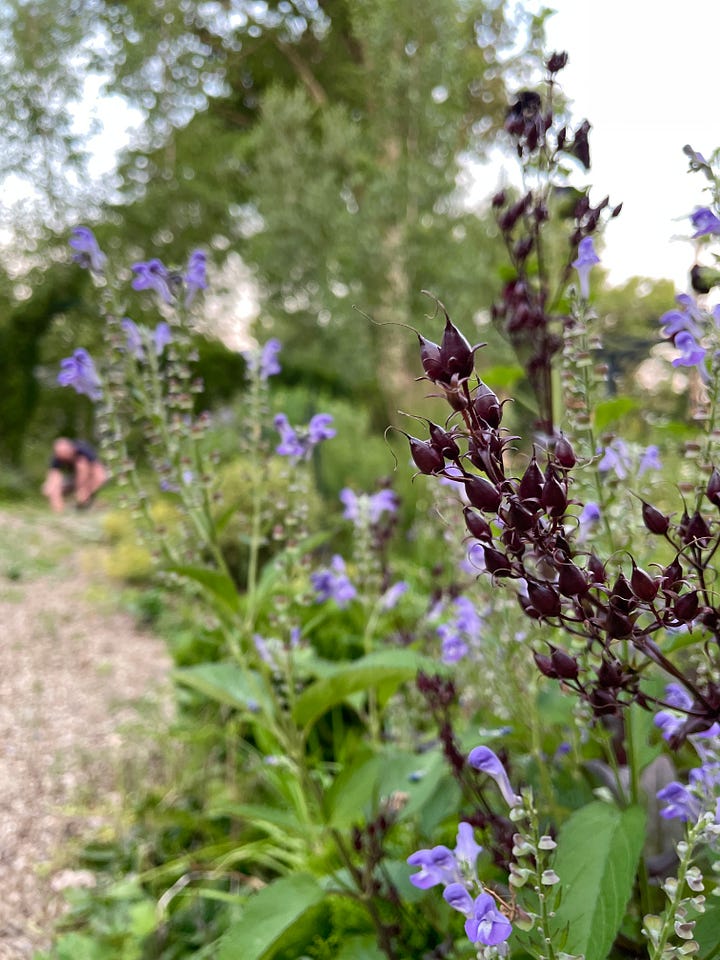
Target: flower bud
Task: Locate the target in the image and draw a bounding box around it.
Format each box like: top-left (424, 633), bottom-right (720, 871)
top-left (463, 507), bottom-right (493, 542)
top-left (541, 472), bottom-right (567, 516)
top-left (707, 467), bottom-right (720, 507)
top-left (550, 646), bottom-right (579, 679)
top-left (546, 50), bottom-right (569, 74)
top-left (527, 581), bottom-right (562, 618)
top-left (684, 510), bottom-right (711, 547)
top-left (605, 606), bottom-right (634, 639)
top-left (483, 545), bottom-right (512, 576)
top-left (417, 334), bottom-right (444, 382)
top-left (440, 315), bottom-right (474, 381)
top-left (554, 434), bottom-right (576, 468)
top-left (408, 436), bottom-right (445, 474)
top-left (473, 381), bottom-right (502, 428)
top-left (587, 553), bottom-right (606, 584)
top-left (641, 500), bottom-right (670, 535)
top-left (519, 457), bottom-right (544, 501)
top-left (597, 657), bottom-right (623, 688)
top-left (558, 561), bottom-right (589, 597)
top-left (630, 563), bottom-right (659, 602)
top-left (533, 651), bottom-right (557, 677)
top-left (662, 557), bottom-right (683, 591)
top-left (464, 475), bottom-right (502, 512)
top-left (428, 422), bottom-right (460, 460)
top-left (674, 590), bottom-right (700, 622)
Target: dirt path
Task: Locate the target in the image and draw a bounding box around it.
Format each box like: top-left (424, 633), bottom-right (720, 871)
top-left (0, 507), bottom-right (171, 958)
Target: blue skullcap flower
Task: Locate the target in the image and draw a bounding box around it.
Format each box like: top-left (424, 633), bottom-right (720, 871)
top-left (454, 822), bottom-right (482, 875)
top-left (468, 745), bottom-right (520, 807)
top-left (571, 236), bottom-right (600, 298)
top-left (340, 488), bottom-right (398, 525)
top-left (184, 249), bottom-right (208, 305)
top-left (638, 445), bottom-right (662, 477)
top-left (672, 330), bottom-right (707, 369)
top-left (132, 259), bottom-right (174, 304)
top-left (274, 413), bottom-right (305, 458)
top-left (69, 226), bottom-right (107, 273)
top-left (154, 322), bottom-right (172, 356)
top-left (690, 207), bottom-right (720, 238)
top-left (259, 339), bottom-right (281, 379)
top-left (598, 439), bottom-right (631, 480)
top-left (121, 318), bottom-right (145, 360)
top-left (379, 581), bottom-right (408, 610)
top-left (407, 845), bottom-right (459, 889)
top-left (307, 413), bottom-right (336, 444)
top-left (657, 781), bottom-right (701, 822)
top-left (57, 348), bottom-right (102, 401)
top-left (463, 892), bottom-right (513, 946)
top-left (310, 555), bottom-right (357, 608)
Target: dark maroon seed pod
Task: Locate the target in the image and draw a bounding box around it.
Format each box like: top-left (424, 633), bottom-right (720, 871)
top-left (588, 553), bottom-right (606, 584)
top-left (550, 646), bottom-right (579, 680)
top-left (464, 475), bottom-right (502, 513)
top-left (533, 651), bottom-right (558, 678)
top-left (641, 500), bottom-right (670, 535)
top-left (527, 581), bottom-right (562, 618)
top-left (558, 562), bottom-right (589, 597)
top-left (685, 511), bottom-right (711, 547)
top-left (519, 594), bottom-right (541, 619)
top-left (541, 474), bottom-right (567, 516)
top-left (439, 315), bottom-right (474, 381)
top-left (492, 190), bottom-right (507, 208)
top-left (707, 467), bottom-right (720, 507)
top-left (674, 591), bottom-right (700, 622)
top-left (463, 507), bottom-right (493, 542)
top-left (483, 546), bottom-right (512, 577)
top-left (598, 657), bottom-right (623, 689)
top-left (417, 334), bottom-right (444, 382)
top-left (442, 382), bottom-right (470, 412)
top-left (428, 422), bottom-right (460, 460)
top-left (507, 498), bottom-right (535, 531)
top-left (408, 437), bottom-right (445, 475)
top-left (605, 607), bottom-right (634, 639)
top-left (662, 557), bottom-right (683, 591)
top-left (473, 381), bottom-right (502, 428)
top-left (630, 564), bottom-right (659, 602)
top-left (519, 458), bottom-right (544, 501)
top-left (554, 434), bottom-right (576, 469)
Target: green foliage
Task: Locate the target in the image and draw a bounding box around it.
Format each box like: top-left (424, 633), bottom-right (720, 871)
top-left (552, 803), bottom-right (647, 960)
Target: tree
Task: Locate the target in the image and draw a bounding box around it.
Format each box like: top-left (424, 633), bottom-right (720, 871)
top-left (0, 0), bottom-right (548, 463)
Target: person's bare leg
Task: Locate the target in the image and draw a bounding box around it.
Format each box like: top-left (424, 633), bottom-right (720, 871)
top-left (42, 469), bottom-right (65, 512)
top-left (74, 458), bottom-right (93, 505)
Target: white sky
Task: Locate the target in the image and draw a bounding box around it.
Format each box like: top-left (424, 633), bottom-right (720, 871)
top-left (541, 0), bottom-right (720, 289)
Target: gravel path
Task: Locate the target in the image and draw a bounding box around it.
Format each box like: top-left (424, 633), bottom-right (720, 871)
top-left (0, 507), bottom-right (171, 958)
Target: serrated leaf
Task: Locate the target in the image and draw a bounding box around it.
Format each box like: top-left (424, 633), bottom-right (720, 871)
top-left (552, 802), bottom-right (646, 960)
top-left (217, 873), bottom-right (324, 960)
top-left (291, 649), bottom-right (437, 730)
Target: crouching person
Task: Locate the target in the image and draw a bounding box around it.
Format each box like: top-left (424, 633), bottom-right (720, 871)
top-left (42, 438), bottom-right (108, 512)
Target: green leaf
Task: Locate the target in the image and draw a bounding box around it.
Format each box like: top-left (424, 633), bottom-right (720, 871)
top-left (217, 873), bottom-right (324, 960)
top-left (174, 661), bottom-right (270, 714)
top-left (167, 564), bottom-right (240, 616)
top-left (291, 649), bottom-right (437, 730)
top-left (552, 802), bottom-right (646, 960)
top-left (694, 900), bottom-right (720, 954)
top-left (333, 935), bottom-right (385, 960)
top-left (325, 747), bottom-right (447, 827)
top-left (593, 396), bottom-right (640, 432)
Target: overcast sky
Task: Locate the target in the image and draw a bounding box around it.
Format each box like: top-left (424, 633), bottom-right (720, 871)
top-left (540, 0), bottom-right (720, 288)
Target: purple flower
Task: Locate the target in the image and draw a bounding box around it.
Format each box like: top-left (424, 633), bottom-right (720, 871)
top-left (464, 893), bottom-right (512, 946)
top-left (437, 597), bottom-right (483, 665)
top-left (132, 258), bottom-right (174, 304)
top-left (407, 846), bottom-right (459, 889)
top-left (121, 318), bottom-right (145, 360)
top-left (380, 581), bottom-right (408, 610)
top-left (310, 555), bottom-right (357, 608)
top-left (638, 445), bottom-right (662, 477)
top-left (660, 295), bottom-right (704, 340)
top-left (259, 339), bottom-right (282, 379)
top-left (443, 882), bottom-right (474, 915)
top-left (307, 413), bottom-right (336, 444)
top-left (468, 746), bottom-right (520, 807)
top-left (658, 782), bottom-right (701, 822)
top-left (57, 348), bottom-right (102, 401)
top-left (69, 226), bottom-right (106, 273)
top-left (598, 439), bottom-right (631, 480)
top-left (454, 822), bottom-right (482, 875)
top-left (572, 236), bottom-right (600, 299)
top-left (184, 249), bottom-right (208, 305)
top-left (690, 207), bottom-right (720, 238)
top-left (154, 322), bottom-right (172, 356)
top-left (672, 330), bottom-right (707, 369)
top-left (340, 488), bottom-right (398, 525)
top-left (578, 501), bottom-right (601, 527)
top-left (274, 412), bottom-right (335, 459)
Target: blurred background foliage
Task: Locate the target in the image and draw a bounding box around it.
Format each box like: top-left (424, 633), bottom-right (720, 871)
top-left (0, 0), bottom-right (690, 488)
